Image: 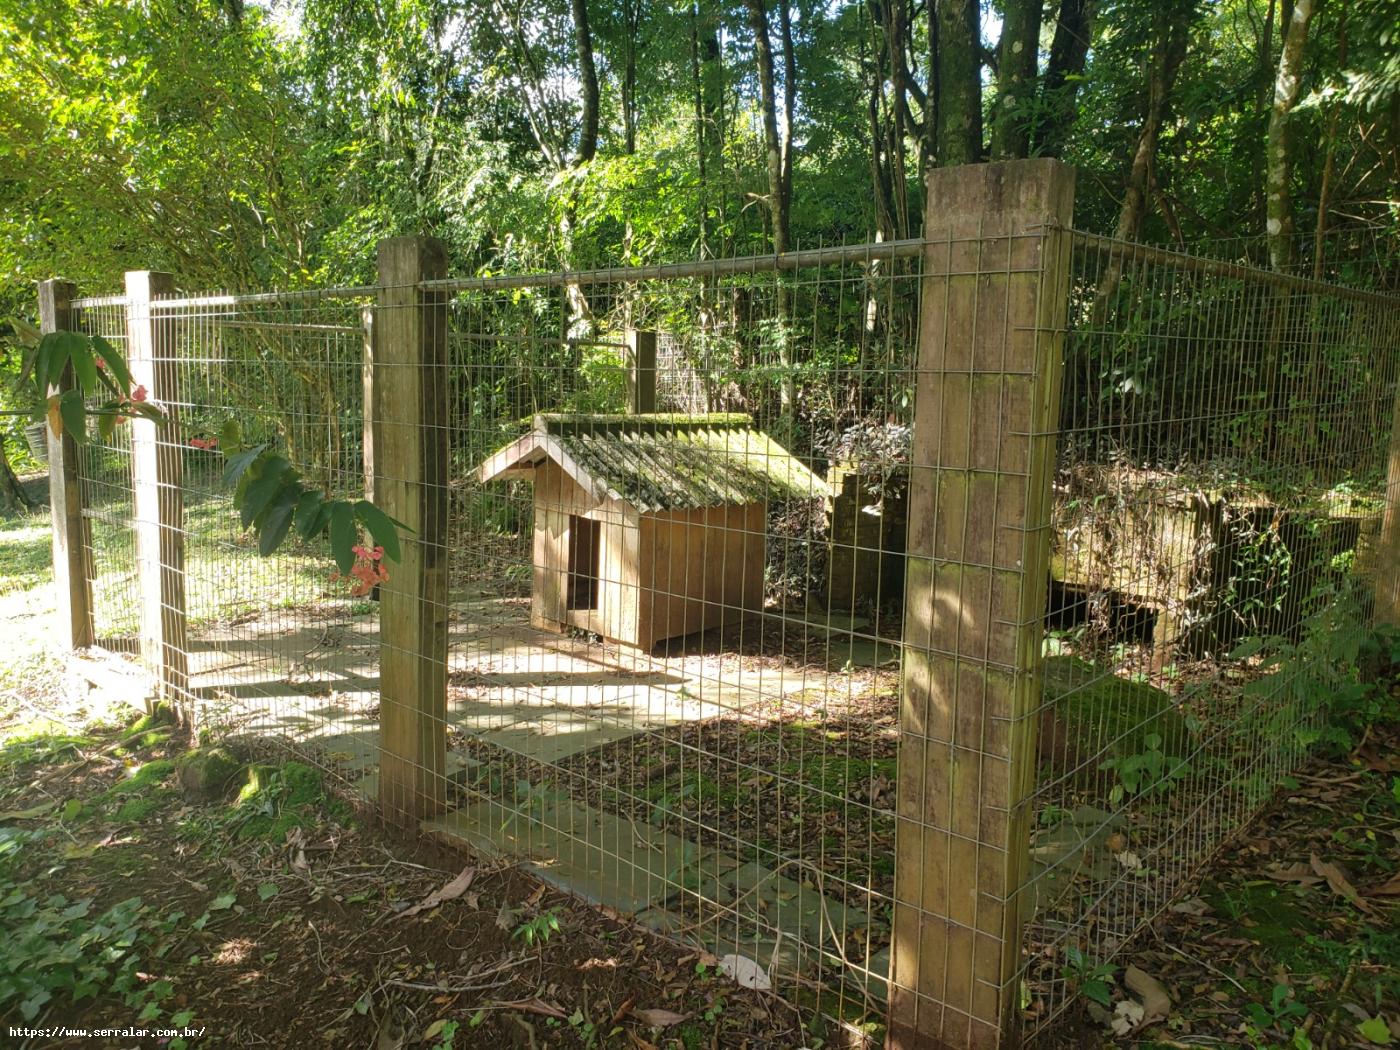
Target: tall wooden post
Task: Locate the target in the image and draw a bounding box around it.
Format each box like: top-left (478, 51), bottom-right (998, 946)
top-left (375, 237), bottom-right (450, 823)
top-left (125, 271), bottom-right (188, 702)
top-left (361, 304), bottom-right (376, 503)
top-left (891, 159), bottom-right (1076, 1049)
top-left (1378, 380), bottom-right (1400, 625)
top-left (626, 328), bottom-right (657, 414)
top-left (38, 279), bottom-right (94, 650)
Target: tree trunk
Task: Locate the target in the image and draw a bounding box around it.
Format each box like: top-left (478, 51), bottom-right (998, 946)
top-left (745, 0), bottom-right (791, 253)
top-left (1267, 0), bottom-right (1317, 272)
top-left (571, 0), bottom-right (600, 165)
top-left (0, 437), bottom-right (34, 514)
top-left (991, 0), bottom-right (1042, 159)
top-left (1031, 0), bottom-right (1096, 157)
top-left (1113, 14), bottom-right (1191, 244)
top-left (933, 0), bottom-right (982, 165)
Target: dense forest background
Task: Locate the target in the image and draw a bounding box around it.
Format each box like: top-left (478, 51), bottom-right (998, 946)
top-left (1, 0), bottom-right (1397, 306)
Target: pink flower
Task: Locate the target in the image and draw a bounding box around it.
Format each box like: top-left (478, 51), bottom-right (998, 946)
top-left (130, 385), bottom-right (148, 403)
top-left (95, 358), bottom-right (106, 371)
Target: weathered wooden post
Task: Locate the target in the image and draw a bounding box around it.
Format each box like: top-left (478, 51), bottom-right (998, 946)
top-left (38, 279), bottom-right (94, 650)
top-left (1378, 378), bottom-right (1400, 625)
top-left (626, 328), bottom-right (657, 414)
top-left (374, 237), bottom-right (450, 823)
top-left (125, 271), bottom-right (188, 702)
top-left (891, 159), bottom-right (1075, 1049)
top-left (361, 304), bottom-right (376, 503)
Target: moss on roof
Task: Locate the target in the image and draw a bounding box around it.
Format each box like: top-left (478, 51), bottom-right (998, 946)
top-left (501, 413), bottom-right (829, 512)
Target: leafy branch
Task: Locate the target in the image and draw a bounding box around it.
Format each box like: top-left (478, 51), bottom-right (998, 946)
top-left (12, 325), bottom-right (406, 581)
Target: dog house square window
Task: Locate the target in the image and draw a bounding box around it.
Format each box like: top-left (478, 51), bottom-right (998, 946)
top-left (567, 515), bottom-right (600, 610)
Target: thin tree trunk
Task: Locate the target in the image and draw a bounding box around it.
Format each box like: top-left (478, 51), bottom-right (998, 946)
top-left (1266, 0), bottom-right (1317, 272)
top-left (0, 438), bottom-right (34, 514)
top-left (571, 0), bottom-right (600, 164)
top-left (991, 0), bottom-right (1042, 159)
top-left (933, 0), bottom-right (982, 165)
top-left (1031, 0), bottom-right (1096, 158)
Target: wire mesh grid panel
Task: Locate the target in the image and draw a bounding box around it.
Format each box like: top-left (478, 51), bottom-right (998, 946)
top-left (1017, 234), bottom-right (1400, 1038)
top-left (74, 285), bottom-right (385, 783)
top-left (418, 245), bottom-right (925, 1028)
top-left (71, 297), bottom-right (140, 657)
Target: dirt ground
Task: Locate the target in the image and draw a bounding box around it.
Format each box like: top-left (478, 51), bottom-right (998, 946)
top-left (0, 694), bottom-right (830, 1049)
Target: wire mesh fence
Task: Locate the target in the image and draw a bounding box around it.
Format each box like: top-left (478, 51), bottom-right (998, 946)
top-left (46, 166), bottom-right (1400, 1046)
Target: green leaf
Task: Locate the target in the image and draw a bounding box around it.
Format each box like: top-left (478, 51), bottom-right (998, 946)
top-left (59, 390), bottom-right (87, 444)
top-left (222, 444), bottom-right (268, 486)
top-left (256, 883), bottom-right (279, 902)
top-left (328, 502), bottom-right (357, 573)
top-left (354, 500), bottom-right (401, 562)
top-left (257, 487), bottom-right (300, 556)
top-left (294, 489), bottom-right (326, 541)
top-left (239, 456), bottom-right (293, 528)
top-left (97, 411), bottom-right (117, 441)
top-left (209, 894), bottom-right (236, 912)
top-left (69, 335), bottom-right (99, 393)
top-left (218, 418), bottom-right (242, 452)
top-left (1359, 1018), bottom-right (1393, 1045)
top-left (92, 335), bottom-right (133, 392)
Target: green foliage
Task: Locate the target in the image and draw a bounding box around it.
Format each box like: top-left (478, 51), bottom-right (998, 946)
top-left (1232, 581), bottom-right (1399, 757)
top-left (1060, 946), bottom-right (1116, 1008)
top-left (1099, 731), bottom-right (1191, 805)
top-left (512, 907), bottom-right (562, 946)
top-left (0, 872), bottom-right (173, 1027)
top-left (218, 419), bottom-right (404, 574)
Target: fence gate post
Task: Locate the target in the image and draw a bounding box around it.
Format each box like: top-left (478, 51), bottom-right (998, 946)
top-left (626, 328), bottom-right (657, 413)
top-left (374, 236), bottom-right (449, 823)
top-left (125, 271), bottom-right (188, 703)
top-left (891, 159), bottom-right (1075, 1049)
top-left (38, 279), bottom-right (95, 650)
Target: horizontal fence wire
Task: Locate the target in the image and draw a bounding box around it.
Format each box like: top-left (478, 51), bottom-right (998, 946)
top-left (56, 228), bottom-right (1400, 1046)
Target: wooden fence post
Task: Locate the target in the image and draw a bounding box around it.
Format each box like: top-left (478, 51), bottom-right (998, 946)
top-left (125, 271), bottom-right (188, 703)
top-left (891, 159), bottom-right (1076, 1049)
top-left (362, 304), bottom-right (376, 503)
top-left (375, 236), bottom-right (449, 823)
top-left (38, 279), bottom-right (94, 650)
top-left (1378, 380), bottom-right (1400, 625)
top-left (627, 328), bottom-right (657, 414)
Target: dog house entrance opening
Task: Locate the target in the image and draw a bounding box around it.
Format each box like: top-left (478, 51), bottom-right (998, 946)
top-left (567, 515), bottom-right (601, 610)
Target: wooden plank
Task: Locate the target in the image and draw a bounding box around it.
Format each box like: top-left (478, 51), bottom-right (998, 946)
top-left (375, 236), bottom-right (450, 823)
top-left (38, 279), bottom-right (94, 651)
top-left (1378, 378), bottom-right (1400, 625)
top-left (125, 271), bottom-right (188, 703)
top-left (890, 159), bottom-right (1075, 1050)
top-left (627, 329), bottom-right (657, 413)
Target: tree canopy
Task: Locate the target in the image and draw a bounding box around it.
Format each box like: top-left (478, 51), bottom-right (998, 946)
top-left (0, 0), bottom-right (1396, 302)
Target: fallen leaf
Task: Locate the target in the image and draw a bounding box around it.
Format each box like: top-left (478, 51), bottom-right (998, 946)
top-left (718, 954), bottom-right (772, 991)
top-left (1310, 854), bottom-right (1372, 913)
top-left (1109, 999), bottom-right (1145, 1036)
top-left (1366, 874), bottom-right (1400, 898)
top-left (495, 902), bottom-right (517, 931)
top-left (1169, 897), bottom-right (1211, 916)
top-left (399, 867), bottom-right (475, 919)
top-left (1124, 965), bottom-right (1171, 1024)
top-left (1263, 862), bottom-right (1323, 887)
top-left (633, 1008), bottom-right (689, 1027)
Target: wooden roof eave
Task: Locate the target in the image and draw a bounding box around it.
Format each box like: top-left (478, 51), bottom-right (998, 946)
top-left (477, 431), bottom-right (620, 505)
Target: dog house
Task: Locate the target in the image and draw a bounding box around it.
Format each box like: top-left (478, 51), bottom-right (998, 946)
top-left (478, 413), bottom-right (828, 649)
